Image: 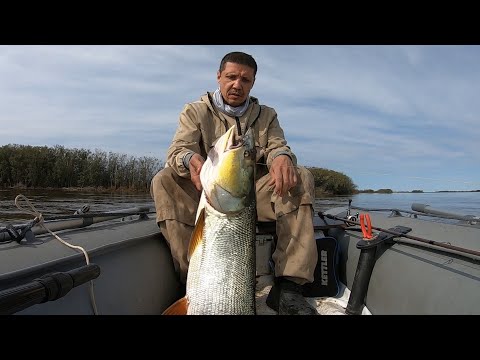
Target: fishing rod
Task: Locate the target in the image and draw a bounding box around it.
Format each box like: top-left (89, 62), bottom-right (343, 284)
top-left (41, 210), bottom-right (155, 221)
top-left (318, 211), bottom-right (480, 259)
top-left (0, 263), bottom-right (101, 315)
top-left (0, 206), bottom-right (153, 243)
top-left (351, 206), bottom-right (461, 221)
top-left (351, 204), bottom-right (480, 224)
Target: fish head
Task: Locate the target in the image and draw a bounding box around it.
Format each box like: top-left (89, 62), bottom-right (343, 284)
top-left (200, 126), bottom-right (256, 213)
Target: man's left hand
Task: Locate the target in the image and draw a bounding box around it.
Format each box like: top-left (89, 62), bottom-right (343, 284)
top-left (267, 155), bottom-right (298, 197)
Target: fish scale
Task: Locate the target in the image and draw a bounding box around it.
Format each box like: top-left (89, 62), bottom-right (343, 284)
top-left (187, 200), bottom-right (257, 315)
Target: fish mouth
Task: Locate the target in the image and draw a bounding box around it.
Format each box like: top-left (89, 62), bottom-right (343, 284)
top-left (223, 127), bottom-right (255, 158)
top-left (225, 128), bottom-right (242, 150)
top-left (241, 128), bottom-right (255, 159)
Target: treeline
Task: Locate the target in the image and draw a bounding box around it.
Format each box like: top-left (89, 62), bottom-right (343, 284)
top-left (0, 144), bottom-right (163, 191)
top-left (307, 167), bottom-right (357, 195)
top-left (0, 144), bottom-right (358, 195)
top-left (358, 188), bottom-right (394, 194)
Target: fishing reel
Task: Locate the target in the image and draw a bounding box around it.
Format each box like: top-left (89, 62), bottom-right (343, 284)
top-left (345, 213), bottom-right (359, 226)
top-left (74, 205), bottom-right (90, 215)
top-left (346, 214), bottom-right (358, 222)
top-left (345, 199), bottom-right (358, 225)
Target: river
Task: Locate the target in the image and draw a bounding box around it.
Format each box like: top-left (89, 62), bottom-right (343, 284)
top-left (1, 188), bottom-right (479, 226)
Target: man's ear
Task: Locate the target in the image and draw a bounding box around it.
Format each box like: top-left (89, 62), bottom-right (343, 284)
top-left (217, 70), bottom-right (221, 83)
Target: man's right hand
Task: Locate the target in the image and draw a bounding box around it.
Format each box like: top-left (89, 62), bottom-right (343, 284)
top-left (189, 153), bottom-right (205, 192)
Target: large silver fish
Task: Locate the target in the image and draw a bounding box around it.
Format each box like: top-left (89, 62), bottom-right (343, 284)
top-left (163, 125), bottom-right (257, 315)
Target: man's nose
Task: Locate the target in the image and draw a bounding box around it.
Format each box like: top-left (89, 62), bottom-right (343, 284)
top-left (232, 79), bottom-right (242, 88)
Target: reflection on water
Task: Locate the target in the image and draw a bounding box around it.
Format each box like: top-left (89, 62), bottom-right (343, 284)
top-left (0, 189), bottom-right (154, 225)
top-left (1, 189), bottom-right (479, 226)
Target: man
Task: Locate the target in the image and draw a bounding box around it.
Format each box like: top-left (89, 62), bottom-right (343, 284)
top-left (150, 51), bottom-right (318, 315)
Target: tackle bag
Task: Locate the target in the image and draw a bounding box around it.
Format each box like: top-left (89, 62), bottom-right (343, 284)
top-left (302, 236), bottom-right (340, 298)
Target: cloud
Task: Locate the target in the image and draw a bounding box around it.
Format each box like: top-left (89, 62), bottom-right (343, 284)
top-left (0, 45), bottom-right (478, 191)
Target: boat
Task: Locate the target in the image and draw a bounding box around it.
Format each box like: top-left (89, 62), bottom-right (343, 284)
top-left (320, 201), bottom-right (480, 315)
top-left (1, 197), bottom-right (479, 315)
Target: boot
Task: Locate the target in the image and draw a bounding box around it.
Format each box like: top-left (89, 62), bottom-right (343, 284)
top-left (266, 277), bottom-right (318, 315)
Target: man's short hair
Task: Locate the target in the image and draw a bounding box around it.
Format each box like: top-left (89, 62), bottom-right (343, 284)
top-left (219, 51), bottom-right (257, 77)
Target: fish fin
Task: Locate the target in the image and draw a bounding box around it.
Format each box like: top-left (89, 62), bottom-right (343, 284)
top-left (162, 296), bottom-right (189, 315)
top-left (187, 207), bottom-right (205, 261)
top-left (194, 190), bottom-right (207, 223)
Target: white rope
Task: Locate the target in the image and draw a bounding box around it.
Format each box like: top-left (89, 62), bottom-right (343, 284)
top-left (14, 194), bottom-right (99, 315)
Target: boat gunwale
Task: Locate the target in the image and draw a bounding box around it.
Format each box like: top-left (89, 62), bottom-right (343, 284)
top-left (0, 218), bottom-right (162, 285)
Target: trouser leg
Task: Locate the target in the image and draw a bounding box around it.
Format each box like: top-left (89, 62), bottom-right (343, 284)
top-left (256, 166), bottom-right (317, 285)
top-left (159, 220), bottom-right (193, 284)
top-left (150, 167), bottom-right (200, 284)
top-left (274, 204), bottom-right (317, 285)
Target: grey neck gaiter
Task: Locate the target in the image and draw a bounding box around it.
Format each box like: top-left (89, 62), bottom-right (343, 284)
top-left (212, 88), bottom-right (249, 117)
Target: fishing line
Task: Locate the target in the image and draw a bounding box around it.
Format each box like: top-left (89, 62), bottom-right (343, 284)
top-left (14, 194), bottom-right (99, 315)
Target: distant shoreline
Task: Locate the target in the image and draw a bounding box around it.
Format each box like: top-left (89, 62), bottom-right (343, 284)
top-left (356, 189), bottom-right (480, 194)
top-left (394, 190), bottom-right (480, 193)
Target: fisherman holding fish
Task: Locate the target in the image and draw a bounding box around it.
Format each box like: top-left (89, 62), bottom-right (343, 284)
top-left (151, 51), bottom-right (318, 315)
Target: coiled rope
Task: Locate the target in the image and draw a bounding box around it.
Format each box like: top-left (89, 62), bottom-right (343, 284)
top-left (14, 194), bottom-right (99, 315)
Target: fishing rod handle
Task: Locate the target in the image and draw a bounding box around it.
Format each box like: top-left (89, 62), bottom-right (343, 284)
top-left (0, 264), bottom-right (100, 315)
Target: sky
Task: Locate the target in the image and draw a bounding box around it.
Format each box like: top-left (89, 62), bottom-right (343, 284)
top-left (0, 45), bottom-right (479, 192)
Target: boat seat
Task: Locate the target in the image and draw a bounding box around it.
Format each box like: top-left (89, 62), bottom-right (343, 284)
top-left (255, 221), bottom-right (276, 276)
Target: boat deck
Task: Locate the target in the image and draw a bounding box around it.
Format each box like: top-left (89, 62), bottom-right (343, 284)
top-left (255, 274), bottom-right (368, 315)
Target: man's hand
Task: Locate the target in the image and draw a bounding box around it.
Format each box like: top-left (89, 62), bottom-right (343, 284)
top-left (189, 153), bottom-right (205, 192)
top-left (267, 155), bottom-right (297, 197)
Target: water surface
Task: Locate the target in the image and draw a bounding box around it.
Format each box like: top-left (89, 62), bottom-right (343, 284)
top-left (1, 189), bottom-right (479, 226)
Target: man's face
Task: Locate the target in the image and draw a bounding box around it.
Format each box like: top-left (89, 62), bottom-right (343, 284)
top-left (217, 62), bottom-right (255, 107)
